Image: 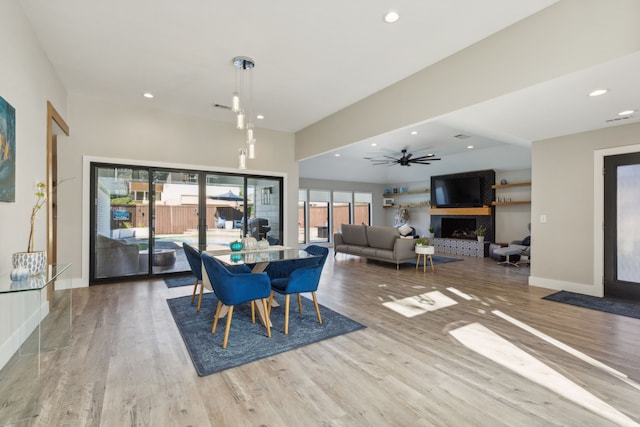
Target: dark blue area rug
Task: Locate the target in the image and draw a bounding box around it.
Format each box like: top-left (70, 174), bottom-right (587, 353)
top-left (167, 293), bottom-right (366, 376)
top-left (405, 255), bottom-right (464, 267)
top-left (164, 276), bottom-right (195, 288)
top-left (543, 291), bottom-right (640, 320)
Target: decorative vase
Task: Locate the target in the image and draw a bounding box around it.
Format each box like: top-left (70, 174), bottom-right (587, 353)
top-left (10, 267), bottom-right (30, 281)
top-left (12, 251), bottom-right (47, 275)
top-left (257, 238), bottom-right (269, 250)
top-left (241, 234), bottom-right (257, 251)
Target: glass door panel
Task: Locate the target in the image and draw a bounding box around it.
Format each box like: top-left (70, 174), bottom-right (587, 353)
top-left (354, 192), bottom-right (372, 226)
top-left (150, 170), bottom-right (196, 275)
top-left (298, 189), bottom-right (307, 244)
top-left (247, 177), bottom-right (283, 245)
top-left (204, 174), bottom-right (245, 250)
top-left (309, 190), bottom-right (330, 243)
top-left (604, 152), bottom-right (640, 298)
top-left (92, 165), bottom-right (149, 280)
top-left (332, 191), bottom-right (352, 235)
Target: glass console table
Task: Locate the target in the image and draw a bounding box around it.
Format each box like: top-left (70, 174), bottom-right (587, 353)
top-left (0, 264), bottom-right (72, 426)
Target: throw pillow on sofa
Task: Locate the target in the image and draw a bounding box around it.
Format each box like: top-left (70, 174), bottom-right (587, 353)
top-left (398, 223), bottom-right (413, 236)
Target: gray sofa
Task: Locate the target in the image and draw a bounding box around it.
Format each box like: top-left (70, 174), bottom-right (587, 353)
top-left (333, 224), bottom-right (416, 269)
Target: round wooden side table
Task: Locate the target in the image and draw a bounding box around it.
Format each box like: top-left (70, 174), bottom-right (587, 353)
top-left (415, 245), bottom-right (435, 272)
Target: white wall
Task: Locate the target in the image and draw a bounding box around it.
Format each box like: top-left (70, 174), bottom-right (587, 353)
top-left (493, 169), bottom-right (532, 243)
top-left (59, 94), bottom-right (297, 286)
top-left (530, 122), bottom-right (640, 296)
top-left (0, 0), bottom-right (67, 369)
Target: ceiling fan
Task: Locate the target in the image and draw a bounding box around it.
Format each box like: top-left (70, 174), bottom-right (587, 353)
top-left (367, 149), bottom-right (441, 166)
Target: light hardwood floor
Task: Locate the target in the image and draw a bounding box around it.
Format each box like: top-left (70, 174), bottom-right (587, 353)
top-left (8, 251), bottom-right (640, 426)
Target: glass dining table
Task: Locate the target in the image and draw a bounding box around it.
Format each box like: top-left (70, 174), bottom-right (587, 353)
top-left (197, 245), bottom-right (320, 326)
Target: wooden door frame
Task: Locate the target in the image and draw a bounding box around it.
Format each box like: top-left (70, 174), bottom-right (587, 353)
top-left (46, 101), bottom-right (69, 268)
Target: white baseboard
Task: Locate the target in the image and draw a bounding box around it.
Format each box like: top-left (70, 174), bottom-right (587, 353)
top-left (529, 276), bottom-right (603, 297)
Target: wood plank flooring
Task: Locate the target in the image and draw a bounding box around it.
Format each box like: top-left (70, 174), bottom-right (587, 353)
top-left (6, 251), bottom-right (640, 426)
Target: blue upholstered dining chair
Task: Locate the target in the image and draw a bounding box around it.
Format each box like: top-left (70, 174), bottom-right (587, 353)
top-left (268, 245), bottom-right (329, 335)
top-left (183, 243), bottom-right (205, 311)
top-left (201, 253), bottom-right (272, 349)
top-left (304, 244), bottom-right (329, 268)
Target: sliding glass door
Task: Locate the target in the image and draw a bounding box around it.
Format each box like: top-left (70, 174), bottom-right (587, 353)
top-left (90, 163), bottom-right (282, 284)
top-left (91, 165), bottom-right (150, 280)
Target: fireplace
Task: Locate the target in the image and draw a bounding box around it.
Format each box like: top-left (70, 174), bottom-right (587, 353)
top-left (441, 218), bottom-right (477, 239)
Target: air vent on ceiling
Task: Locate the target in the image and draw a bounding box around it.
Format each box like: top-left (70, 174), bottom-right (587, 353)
top-left (605, 115), bottom-right (634, 123)
top-left (213, 103), bottom-right (232, 110)
top-left (453, 134), bottom-right (470, 139)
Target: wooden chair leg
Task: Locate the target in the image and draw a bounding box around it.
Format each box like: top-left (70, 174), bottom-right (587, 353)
top-left (267, 290), bottom-right (275, 317)
top-left (261, 298), bottom-right (271, 338)
top-left (197, 280), bottom-right (205, 312)
top-left (211, 300), bottom-right (223, 334)
top-left (284, 294), bottom-right (290, 335)
top-left (297, 294), bottom-right (303, 314)
top-left (191, 277), bottom-right (199, 303)
top-left (311, 292), bottom-right (323, 325)
top-left (251, 300), bottom-right (256, 324)
top-left (222, 306), bottom-right (234, 349)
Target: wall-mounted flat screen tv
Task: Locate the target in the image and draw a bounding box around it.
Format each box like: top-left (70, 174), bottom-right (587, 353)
top-left (432, 175), bottom-right (483, 207)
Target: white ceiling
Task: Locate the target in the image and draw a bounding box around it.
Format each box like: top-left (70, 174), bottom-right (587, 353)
top-left (19, 0), bottom-right (640, 184)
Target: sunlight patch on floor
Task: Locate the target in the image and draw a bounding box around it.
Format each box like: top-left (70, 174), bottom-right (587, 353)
top-left (446, 287), bottom-right (472, 300)
top-left (449, 322), bottom-right (639, 427)
top-left (493, 310), bottom-right (640, 391)
top-left (383, 291), bottom-right (457, 317)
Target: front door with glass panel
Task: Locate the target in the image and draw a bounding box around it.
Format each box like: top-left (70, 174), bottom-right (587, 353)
top-left (604, 152), bottom-right (640, 299)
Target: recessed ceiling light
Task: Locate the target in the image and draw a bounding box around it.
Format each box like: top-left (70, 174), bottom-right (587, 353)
top-left (467, 145), bottom-right (474, 149)
top-left (371, 143), bottom-right (377, 147)
top-left (383, 10), bottom-right (399, 23)
top-left (256, 114), bottom-right (264, 120)
top-left (334, 153), bottom-right (341, 157)
top-left (143, 92), bottom-right (154, 99)
top-left (411, 131), bottom-right (418, 135)
top-left (588, 89), bottom-right (608, 97)
top-left (619, 110), bottom-right (635, 116)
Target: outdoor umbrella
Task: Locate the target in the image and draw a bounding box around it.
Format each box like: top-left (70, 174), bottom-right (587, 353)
top-left (210, 191), bottom-right (243, 201)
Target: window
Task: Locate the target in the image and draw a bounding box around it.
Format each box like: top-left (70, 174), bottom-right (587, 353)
top-left (332, 192), bottom-right (352, 235)
top-left (354, 192), bottom-right (372, 226)
top-left (308, 190), bottom-right (330, 243)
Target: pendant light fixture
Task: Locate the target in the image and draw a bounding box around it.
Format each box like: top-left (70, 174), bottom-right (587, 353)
top-left (232, 56), bottom-right (257, 168)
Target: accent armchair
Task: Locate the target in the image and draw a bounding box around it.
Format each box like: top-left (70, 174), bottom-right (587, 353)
top-left (201, 253), bottom-right (272, 348)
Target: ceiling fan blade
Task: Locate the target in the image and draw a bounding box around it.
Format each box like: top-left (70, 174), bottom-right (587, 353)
top-left (383, 155), bottom-right (399, 160)
top-left (411, 155), bottom-right (433, 161)
top-left (412, 157), bottom-right (440, 161)
top-left (405, 153), bottom-right (413, 160)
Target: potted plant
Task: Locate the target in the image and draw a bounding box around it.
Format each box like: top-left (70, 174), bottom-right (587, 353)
top-left (428, 225), bottom-right (435, 238)
top-left (476, 225), bottom-right (487, 242)
top-left (12, 181), bottom-right (48, 277)
top-left (415, 237), bottom-right (430, 246)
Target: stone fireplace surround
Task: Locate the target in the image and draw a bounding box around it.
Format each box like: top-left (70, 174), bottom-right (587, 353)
top-left (428, 170), bottom-right (495, 257)
top-left (429, 215), bottom-right (493, 258)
